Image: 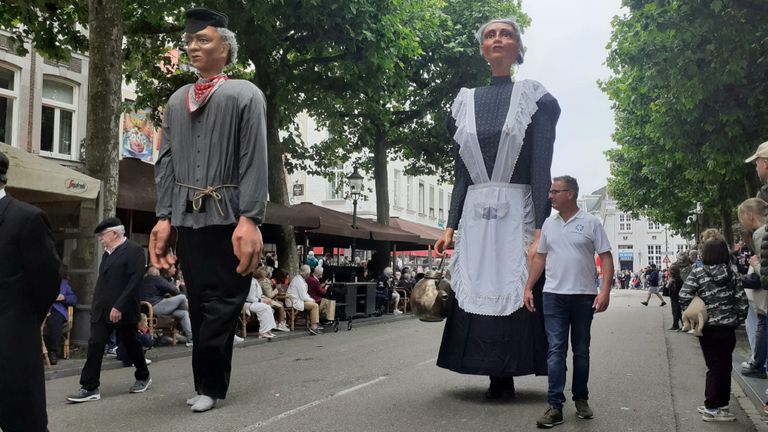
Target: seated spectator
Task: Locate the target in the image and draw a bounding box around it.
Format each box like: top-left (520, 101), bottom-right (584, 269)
top-left (286, 265), bottom-right (321, 335)
top-left (246, 275), bottom-right (277, 338)
top-left (376, 267), bottom-right (402, 315)
top-left (117, 313), bottom-right (154, 367)
top-left (140, 267), bottom-right (193, 346)
top-left (43, 274), bottom-right (77, 365)
top-left (255, 267), bottom-right (290, 332)
top-left (306, 266), bottom-right (336, 324)
top-left (272, 267), bottom-right (290, 287)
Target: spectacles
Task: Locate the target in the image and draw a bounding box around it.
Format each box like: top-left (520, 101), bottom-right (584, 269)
top-left (548, 189), bottom-right (571, 195)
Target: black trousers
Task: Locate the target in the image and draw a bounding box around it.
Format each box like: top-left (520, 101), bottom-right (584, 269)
top-left (698, 325), bottom-right (736, 409)
top-left (43, 310), bottom-right (66, 354)
top-left (670, 299), bottom-right (682, 329)
top-left (80, 321), bottom-right (149, 390)
top-left (177, 225), bottom-right (250, 399)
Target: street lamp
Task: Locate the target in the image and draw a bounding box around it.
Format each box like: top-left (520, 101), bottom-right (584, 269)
top-left (692, 201), bottom-right (703, 245)
top-left (347, 166), bottom-right (364, 263)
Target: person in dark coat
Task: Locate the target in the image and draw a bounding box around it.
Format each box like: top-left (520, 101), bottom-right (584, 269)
top-left (67, 217), bottom-right (151, 403)
top-left (0, 151), bottom-right (62, 432)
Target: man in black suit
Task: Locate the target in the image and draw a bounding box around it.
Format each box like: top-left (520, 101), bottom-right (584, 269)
top-left (0, 151), bottom-right (61, 432)
top-left (67, 217), bottom-right (151, 402)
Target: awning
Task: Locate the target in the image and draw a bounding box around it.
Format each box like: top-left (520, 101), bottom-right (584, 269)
top-left (1, 143), bottom-right (100, 201)
top-left (292, 202), bottom-right (421, 244)
top-left (388, 217), bottom-right (445, 245)
top-left (117, 158), bottom-right (321, 228)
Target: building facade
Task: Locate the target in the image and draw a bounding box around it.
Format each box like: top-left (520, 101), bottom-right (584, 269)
top-left (580, 186), bottom-right (690, 271)
top-left (287, 112), bottom-right (451, 231)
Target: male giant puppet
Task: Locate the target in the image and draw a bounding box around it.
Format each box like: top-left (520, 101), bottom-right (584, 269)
top-left (150, 8), bottom-right (267, 413)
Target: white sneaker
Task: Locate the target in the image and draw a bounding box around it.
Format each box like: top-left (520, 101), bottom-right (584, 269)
top-left (185, 341), bottom-right (194, 348)
top-left (233, 335), bottom-right (245, 344)
top-left (393, 309), bottom-right (403, 315)
top-left (190, 395), bottom-right (216, 412)
top-left (145, 358), bottom-right (152, 365)
top-left (702, 408), bottom-right (736, 422)
top-left (741, 361), bottom-right (755, 369)
top-left (275, 323), bottom-right (291, 332)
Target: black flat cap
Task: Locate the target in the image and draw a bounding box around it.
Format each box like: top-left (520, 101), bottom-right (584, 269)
top-left (0, 151), bottom-right (8, 184)
top-left (184, 8), bottom-right (228, 33)
top-left (94, 217), bottom-right (123, 234)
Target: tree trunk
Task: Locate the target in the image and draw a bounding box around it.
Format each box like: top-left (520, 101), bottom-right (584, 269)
top-left (84, 0), bottom-right (124, 219)
top-left (372, 128), bottom-right (391, 274)
top-left (265, 99), bottom-right (299, 277)
top-left (75, 0), bottom-right (124, 305)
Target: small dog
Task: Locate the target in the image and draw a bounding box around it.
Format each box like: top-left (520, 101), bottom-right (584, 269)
top-left (681, 296), bottom-right (708, 337)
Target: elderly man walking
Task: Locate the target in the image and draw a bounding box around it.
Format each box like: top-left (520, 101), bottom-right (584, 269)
top-left (524, 175), bottom-right (614, 428)
top-left (149, 7), bottom-right (267, 412)
top-left (68, 217), bottom-right (151, 403)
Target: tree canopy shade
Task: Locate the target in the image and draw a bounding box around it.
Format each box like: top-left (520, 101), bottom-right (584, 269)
top-left (602, 0), bottom-right (768, 241)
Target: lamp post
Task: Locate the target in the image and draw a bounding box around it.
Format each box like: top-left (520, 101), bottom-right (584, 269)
top-left (347, 166), bottom-right (364, 263)
top-left (693, 201), bottom-right (703, 245)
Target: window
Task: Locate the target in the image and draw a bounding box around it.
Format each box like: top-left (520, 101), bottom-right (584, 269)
top-left (40, 78), bottom-right (77, 158)
top-left (618, 213), bottom-right (632, 232)
top-left (326, 166), bottom-right (344, 199)
top-left (429, 185), bottom-right (435, 218)
top-left (648, 221), bottom-right (662, 231)
top-left (418, 181), bottom-right (425, 215)
top-left (0, 66), bottom-right (17, 146)
top-left (438, 188), bottom-right (445, 221)
top-left (676, 244), bottom-right (688, 254)
top-left (647, 245), bottom-right (662, 266)
top-left (406, 176), bottom-right (413, 210)
top-left (393, 169), bottom-right (402, 208)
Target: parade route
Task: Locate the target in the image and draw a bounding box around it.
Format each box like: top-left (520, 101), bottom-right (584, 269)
top-left (44, 290), bottom-right (763, 431)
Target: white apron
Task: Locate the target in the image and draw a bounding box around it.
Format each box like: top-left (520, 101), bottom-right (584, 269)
top-left (448, 79), bottom-right (548, 316)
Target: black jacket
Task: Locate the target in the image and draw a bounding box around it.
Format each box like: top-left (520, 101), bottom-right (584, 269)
top-left (140, 275), bottom-right (179, 305)
top-left (91, 239), bottom-right (145, 324)
top-left (0, 194), bottom-right (61, 432)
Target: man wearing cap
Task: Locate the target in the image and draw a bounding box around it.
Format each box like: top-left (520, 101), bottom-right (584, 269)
top-left (150, 7), bottom-right (267, 412)
top-left (746, 141), bottom-right (768, 197)
top-left (67, 217), bottom-right (151, 403)
top-left (0, 151), bottom-right (61, 431)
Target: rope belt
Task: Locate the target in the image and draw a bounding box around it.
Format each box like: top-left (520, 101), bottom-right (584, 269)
top-left (176, 182), bottom-right (238, 217)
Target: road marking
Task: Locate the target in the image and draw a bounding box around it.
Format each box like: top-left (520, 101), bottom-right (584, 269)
top-left (238, 376), bottom-right (387, 431)
top-left (416, 357), bottom-right (437, 366)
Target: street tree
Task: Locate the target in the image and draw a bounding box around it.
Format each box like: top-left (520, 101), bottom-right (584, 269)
top-left (602, 0), bottom-right (768, 242)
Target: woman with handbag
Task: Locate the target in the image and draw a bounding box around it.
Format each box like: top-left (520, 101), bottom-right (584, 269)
top-left (434, 18), bottom-right (559, 399)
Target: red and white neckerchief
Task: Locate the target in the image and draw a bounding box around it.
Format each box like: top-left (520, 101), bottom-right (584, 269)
top-left (187, 73), bottom-right (228, 113)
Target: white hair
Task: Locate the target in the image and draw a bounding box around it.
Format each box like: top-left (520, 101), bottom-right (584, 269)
top-left (213, 27), bottom-right (238, 66)
top-left (475, 18), bottom-right (525, 64)
top-left (313, 266), bottom-right (323, 276)
top-left (300, 264), bottom-right (311, 277)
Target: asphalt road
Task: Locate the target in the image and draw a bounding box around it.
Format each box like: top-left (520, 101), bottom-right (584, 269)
top-left (44, 290), bottom-right (760, 432)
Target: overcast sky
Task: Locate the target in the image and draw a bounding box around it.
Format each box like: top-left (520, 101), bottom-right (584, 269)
top-left (517, 0), bottom-right (625, 196)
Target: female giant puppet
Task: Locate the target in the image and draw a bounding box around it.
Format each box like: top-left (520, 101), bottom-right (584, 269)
top-left (435, 18), bottom-right (560, 398)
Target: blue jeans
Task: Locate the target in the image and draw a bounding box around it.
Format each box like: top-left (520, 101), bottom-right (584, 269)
top-left (543, 292), bottom-right (595, 410)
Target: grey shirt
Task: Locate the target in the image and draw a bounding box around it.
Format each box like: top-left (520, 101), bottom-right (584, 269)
top-left (447, 76), bottom-right (560, 230)
top-left (155, 80), bottom-right (268, 227)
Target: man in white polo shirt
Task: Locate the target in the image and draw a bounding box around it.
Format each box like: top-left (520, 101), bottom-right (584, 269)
top-left (523, 175), bottom-right (613, 428)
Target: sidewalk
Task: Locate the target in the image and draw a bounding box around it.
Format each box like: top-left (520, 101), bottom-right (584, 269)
top-left (45, 313), bottom-right (415, 381)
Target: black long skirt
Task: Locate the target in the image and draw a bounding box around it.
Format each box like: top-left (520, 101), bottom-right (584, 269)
top-left (436, 275), bottom-right (548, 377)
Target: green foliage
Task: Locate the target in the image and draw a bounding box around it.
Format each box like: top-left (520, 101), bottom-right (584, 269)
top-left (302, 0), bottom-right (528, 182)
top-left (0, 0), bottom-right (88, 60)
top-left (602, 0), bottom-right (768, 233)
